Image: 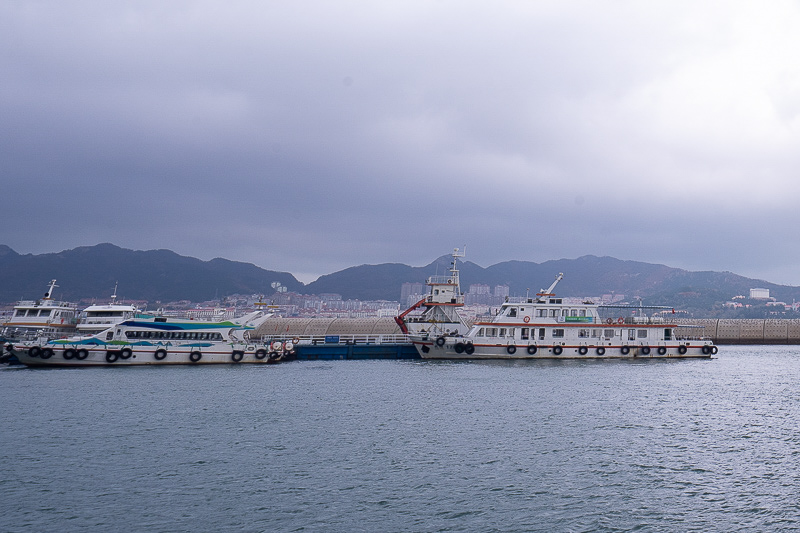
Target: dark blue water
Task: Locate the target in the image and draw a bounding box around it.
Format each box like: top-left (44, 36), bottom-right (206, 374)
top-left (2, 346), bottom-right (799, 532)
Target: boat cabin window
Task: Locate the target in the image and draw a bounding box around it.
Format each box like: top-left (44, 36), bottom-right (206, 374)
top-left (553, 329), bottom-right (565, 338)
top-left (476, 328), bottom-right (485, 337)
top-left (550, 309), bottom-right (558, 318)
top-left (486, 327), bottom-right (497, 337)
top-left (537, 309), bottom-right (547, 317)
top-left (507, 307), bottom-right (517, 317)
top-left (499, 328), bottom-right (507, 337)
top-left (628, 329), bottom-right (636, 341)
top-left (521, 328), bottom-right (529, 340)
top-left (604, 329), bottom-right (615, 338)
top-left (539, 328), bottom-right (545, 340)
top-left (578, 329), bottom-right (589, 338)
top-left (39, 309), bottom-right (52, 316)
top-left (664, 328), bottom-right (672, 341)
top-left (591, 329), bottom-right (601, 338)
top-left (106, 331), bottom-right (113, 341)
top-left (637, 330), bottom-right (647, 339)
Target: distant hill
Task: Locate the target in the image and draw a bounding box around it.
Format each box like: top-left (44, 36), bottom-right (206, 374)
top-left (307, 254), bottom-right (800, 309)
top-left (2, 244), bottom-right (799, 312)
top-left (0, 243), bottom-right (301, 303)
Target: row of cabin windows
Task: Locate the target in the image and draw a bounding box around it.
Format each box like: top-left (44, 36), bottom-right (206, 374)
top-left (475, 327), bottom-right (672, 341)
top-left (14, 309), bottom-right (72, 317)
top-left (123, 330), bottom-right (224, 341)
top-left (506, 307), bottom-right (594, 318)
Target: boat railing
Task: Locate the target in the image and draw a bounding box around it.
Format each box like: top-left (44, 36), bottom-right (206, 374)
top-left (259, 333), bottom-right (413, 345)
top-left (426, 275), bottom-right (459, 285)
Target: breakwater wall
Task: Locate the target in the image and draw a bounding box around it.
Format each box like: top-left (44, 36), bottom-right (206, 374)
top-left (678, 319), bottom-right (800, 345)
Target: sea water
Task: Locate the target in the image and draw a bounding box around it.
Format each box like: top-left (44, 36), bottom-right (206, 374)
top-left (2, 346), bottom-right (799, 532)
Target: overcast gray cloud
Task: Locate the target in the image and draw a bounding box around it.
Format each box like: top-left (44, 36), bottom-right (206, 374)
top-left (3, 1), bottom-right (800, 285)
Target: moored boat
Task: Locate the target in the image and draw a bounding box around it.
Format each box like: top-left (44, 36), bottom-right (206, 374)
top-left (411, 273), bottom-right (718, 359)
top-left (7, 311), bottom-right (293, 366)
top-left (394, 247), bottom-right (471, 337)
top-left (0, 280), bottom-right (78, 341)
top-left (76, 283), bottom-right (145, 336)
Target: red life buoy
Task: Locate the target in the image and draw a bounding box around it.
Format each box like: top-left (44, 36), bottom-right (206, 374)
top-left (523, 316), bottom-right (530, 323)
top-left (617, 317), bottom-right (624, 324)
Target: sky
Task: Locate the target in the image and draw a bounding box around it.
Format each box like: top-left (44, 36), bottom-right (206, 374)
top-left (3, 1), bottom-right (800, 285)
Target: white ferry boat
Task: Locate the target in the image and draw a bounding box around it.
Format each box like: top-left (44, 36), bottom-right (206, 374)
top-left (7, 311), bottom-right (292, 366)
top-left (0, 280), bottom-right (78, 341)
top-left (76, 284), bottom-right (144, 336)
top-left (394, 247), bottom-right (471, 337)
top-left (411, 273), bottom-right (718, 359)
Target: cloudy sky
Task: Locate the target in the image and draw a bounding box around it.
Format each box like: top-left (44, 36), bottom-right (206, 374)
top-left (4, 1), bottom-right (800, 284)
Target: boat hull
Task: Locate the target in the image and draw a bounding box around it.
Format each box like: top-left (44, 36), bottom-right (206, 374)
top-left (8, 344), bottom-right (288, 367)
top-left (413, 339), bottom-right (716, 359)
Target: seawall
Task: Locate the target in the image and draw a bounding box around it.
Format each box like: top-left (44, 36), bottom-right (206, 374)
top-left (678, 319), bottom-right (800, 345)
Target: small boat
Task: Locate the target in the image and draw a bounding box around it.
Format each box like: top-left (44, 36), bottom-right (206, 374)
top-left (411, 273), bottom-right (718, 359)
top-left (75, 283), bottom-right (145, 336)
top-left (394, 247), bottom-right (471, 337)
top-left (7, 311), bottom-right (292, 366)
top-left (0, 280), bottom-right (78, 341)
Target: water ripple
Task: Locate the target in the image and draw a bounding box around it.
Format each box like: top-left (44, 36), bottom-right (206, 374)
top-left (3, 348), bottom-right (800, 531)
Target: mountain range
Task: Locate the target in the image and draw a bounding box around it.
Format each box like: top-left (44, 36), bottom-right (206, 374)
top-left (1, 244), bottom-right (798, 310)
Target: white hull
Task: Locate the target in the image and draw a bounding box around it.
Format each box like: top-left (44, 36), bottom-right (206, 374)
top-left (414, 338), bottom-right (716, 359)
top-left (10, 343), bottom-right (288, 366)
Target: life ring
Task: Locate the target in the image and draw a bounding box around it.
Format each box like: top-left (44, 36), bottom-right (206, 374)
top-left (678, 345), bottom-right (687, 355)
top-left (701, 345), bottom-right (710, 355)
top-left (40, 348), bottom-right (54, 359)
top-left (76, 348), bottom-right (89, 360)
top-left (231, 350), bottom-right (244, 362)
top-left (641, 346), bottom-right (651, 355)
top-left (105, 351), bottom-right (118, 363)
top-left (435, 336), bottom-right (446, 347)
top-left (271, 341), bottom-right (283, 351)
top-left (507, 345), bottom-right (517, 355)
top-left (596, 346), bottom-right (605, 355)
top-left (606, 318), bottom-right (614, 325)
top-left (464, 343), bottom-right (475, 355)
top-left (189, 351), bottom-right (202, 362)
top-left (527, 345), bottom-right (537, 355)
top-left (63, 348), bottom-right (76, 360)
top-left (120, 347), bottom-right (133, 359)
top-left (255, 349), bottom-right (268, 360)
top-left (267, 351), bottom-right (279, 361)
top-left (454, 342), bottom-right (465, 354)
top-left (552, 345), bottom-right (563, 355)
top-left (154, 349), bottom-right (168, 360)
top-left (523, 316), bottom-right (530, 323)
top-left (292, 337), bottom-right (300, 344)
top-left (711, 346), bottom-right (718, 354)
top-left (658, 346), bottom-right (668, 355)
top-left (621, 346), bottom-right (630, 355)
top-left (617, 317), bottom-right (624, 324)
top-left (28, 346), bottom-right (41, 358)
top-left (578, 346), bottom-right (588, 355)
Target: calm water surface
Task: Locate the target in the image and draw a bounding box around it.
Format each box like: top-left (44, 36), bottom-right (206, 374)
top-left (2, 346), bottom-right (800, 532)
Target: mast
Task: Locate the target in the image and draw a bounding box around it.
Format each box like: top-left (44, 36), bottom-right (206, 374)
top-left (44, 279), bottom-right (58, 300)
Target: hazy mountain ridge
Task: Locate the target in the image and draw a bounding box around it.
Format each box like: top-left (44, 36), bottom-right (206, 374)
top-left (0, 244), bottom-right (797, 308)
